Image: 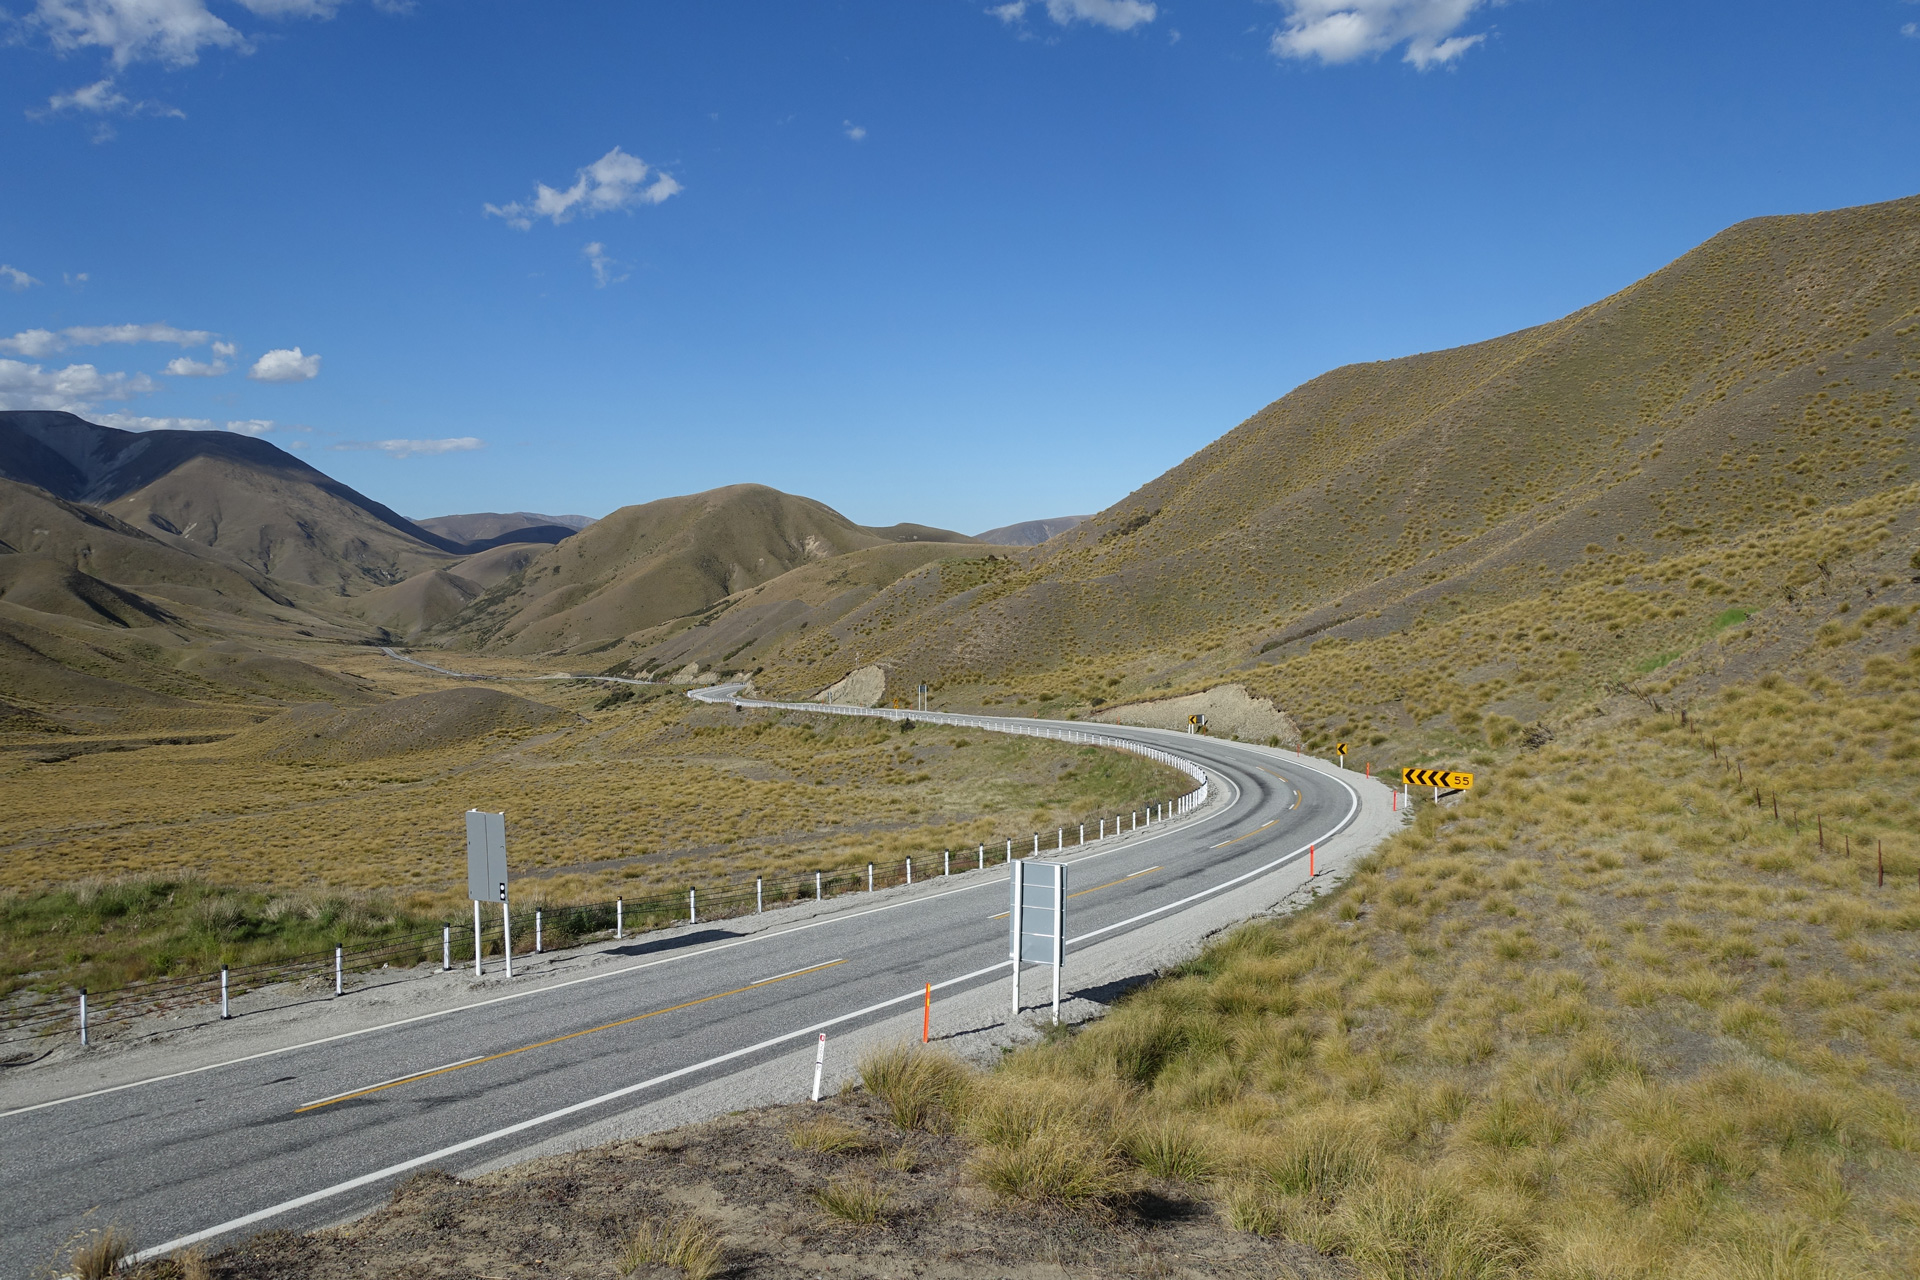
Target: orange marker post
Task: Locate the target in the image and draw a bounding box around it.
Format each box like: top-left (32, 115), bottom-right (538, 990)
top-left (1309, 843), bottom-right (1316, 877)
top-left (923, 983), bottom-right (931, 1042)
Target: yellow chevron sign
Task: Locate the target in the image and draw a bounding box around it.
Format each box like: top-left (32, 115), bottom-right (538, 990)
top-left (1403, 767), bottom-right (1474, 790)
top-left (1336, 742), bottom-right (1348, 756)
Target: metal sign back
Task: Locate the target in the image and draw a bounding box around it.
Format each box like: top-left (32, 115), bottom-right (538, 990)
top-left (1009, 860), bottom-right (1066, 964)
top-left (466, 809), bottom-right (507, 902)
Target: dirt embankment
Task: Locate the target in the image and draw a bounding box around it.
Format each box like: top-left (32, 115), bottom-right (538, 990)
top-left (173, 1091), bottom-right (1339, 1280)
top-left (1092, 684), bottom-right (1300, 745)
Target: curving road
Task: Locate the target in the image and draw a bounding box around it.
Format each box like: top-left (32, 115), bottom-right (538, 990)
top-left (0, 693), bottom-right (1379, 1275)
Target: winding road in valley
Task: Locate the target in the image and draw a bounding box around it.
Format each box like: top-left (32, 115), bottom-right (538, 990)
top-left (0, 679), bottom-right (1391, 1275)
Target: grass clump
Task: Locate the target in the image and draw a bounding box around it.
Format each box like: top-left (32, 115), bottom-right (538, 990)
top-left (619, 1212), bottom-right (723, 1279)
top-left (69, 1226), bottom-right (133, 1280)
top-left (858, 1043), bottom-right (970, 1131)
top-left (787, 1116), bottom-right (871, 1154)
top-left (808, 1177), bottom-right (893, 1225)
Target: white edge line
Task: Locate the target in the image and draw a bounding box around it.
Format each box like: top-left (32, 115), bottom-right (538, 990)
top-left (127, 958), bottom-right (1016, 1265)
top-left (3, 775), bottom-right (1226, 1121)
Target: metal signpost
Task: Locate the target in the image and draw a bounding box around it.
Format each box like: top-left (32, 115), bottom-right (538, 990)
top-left (1008, 859), bottom-right (1067, 1025)
top-left (466, 809), bottom-right (510, 978)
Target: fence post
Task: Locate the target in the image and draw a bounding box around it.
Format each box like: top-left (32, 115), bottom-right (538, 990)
top-left (79, 988), bottom-right (88, 1047)
top-left (221, 965), bottom-right (230, 1020)
top-left (334, 945), bottom-right (343, 997)
top-left (690, 888), bottom-right (697, 923)
top-left (757, 877), bottom-right (764, 913)
top-left (616, 897), bottom-right (624, 939)
top-left (442, 924), bottom-right (451, 972)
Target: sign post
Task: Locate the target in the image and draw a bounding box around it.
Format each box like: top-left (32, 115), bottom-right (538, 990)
top-left (1401, 768), bottom-right (1474, 802)
top-left (466, 809), bottom-right (509, 979)
top-left (1009, 859), bottom-right (1067, 1025)
top-left (1336, 742), bottom-right (1348, 768)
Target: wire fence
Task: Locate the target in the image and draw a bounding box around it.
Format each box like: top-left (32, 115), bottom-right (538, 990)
top-left (5, 692), bottom-right (1214, 1049)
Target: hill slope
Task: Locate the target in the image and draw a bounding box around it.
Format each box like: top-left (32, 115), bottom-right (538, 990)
top-left (438, 484), bottom-right (974, 655)
top-left (0, 412), bottom-right (465, 593)
top-left (752, 193), bottom-right (1920, 723)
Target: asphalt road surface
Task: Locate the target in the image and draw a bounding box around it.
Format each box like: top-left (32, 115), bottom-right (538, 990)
top-left (1, 704), bottom-right (1363, 1274)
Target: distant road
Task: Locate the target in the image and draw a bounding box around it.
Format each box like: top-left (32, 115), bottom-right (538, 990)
top-left (1, 674), bottom-right (1376, 1274)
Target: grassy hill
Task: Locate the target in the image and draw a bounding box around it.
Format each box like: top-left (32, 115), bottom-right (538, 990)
top-left (747, 194), bottom-right (1920, 746)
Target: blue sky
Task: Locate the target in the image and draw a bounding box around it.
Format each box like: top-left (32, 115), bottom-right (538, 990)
top-left (2, 1), bottom-right (1918, 533)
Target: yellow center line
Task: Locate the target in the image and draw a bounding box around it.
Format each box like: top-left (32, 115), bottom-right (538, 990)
top-left (293, 959), bottom-right (849, 1114)
top-left (989, 866), bottom-right (1160, 919)
top-left (1212, 819), bottom-right (1278, 849)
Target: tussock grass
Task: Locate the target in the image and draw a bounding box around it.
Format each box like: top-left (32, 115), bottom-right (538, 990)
top-left (69, 1225), bottom-right (133, 1280)
top-left (858, 1043), bottom-right (970, 1132)
top-left (619, 1212), bottom-right (723, 1279)
top-left (808, 1176), bottom-right (893, 1225)
top-left (787, 1116), bottom-right (871, 1154)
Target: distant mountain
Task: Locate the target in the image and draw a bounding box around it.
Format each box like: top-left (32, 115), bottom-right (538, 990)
top-left (974, 515), bottom-right (1090, 546)
top-left (436, 483), bottom-right (974, 654)
top-left (416, 511), bottom-right (597, 542)
top-left (0, 412), bottom-right (463, 592)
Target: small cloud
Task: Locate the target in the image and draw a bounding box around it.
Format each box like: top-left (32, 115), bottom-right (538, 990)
top-left (89, 414), bottom-right (280, 434)
top-left (843, 120), bottom-right (867, 141)
top-left (991, 0), bottom-right (1157, 30)
top-left (335, 437), bottom-right (484, 458)
top-left (0, 330), bottom-right (64, 358)
top-left (1905, 22), bottom-right (1918, 36)
top-left (29, 0), bottom-right (250, 69)
top-left (222, 418), bottom-right (276, 435)
top-left (33, 78), bottom-right (186, 123)
top-left (64, 272), bottom-right (89, 288)
top-left (212, 340), bottom-right (236, 358)
top-left (0, 358), bottom-right (159, 411)
top-left (233, 0), bottom-right (342, 17)
top-left (249, 346), bottom-right (320, 382)
top-left (1270, 0), bottom-right (1493, 70)
top-left (0, 265), bottom-right (40, 292)
top-left (484, 146), bottom-right (682, 230)
top-left (64, 322), bottom-right (212, 347)
top-left (165, 355), bottom-right (229, 376)
top-left (583, 241), bottom-right (627, 288)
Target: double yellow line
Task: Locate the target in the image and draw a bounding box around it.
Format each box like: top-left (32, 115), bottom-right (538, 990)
top-left (295, 959), bottom-right (848, 1113)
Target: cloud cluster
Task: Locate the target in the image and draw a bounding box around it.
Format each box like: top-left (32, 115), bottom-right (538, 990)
top-left (1, 266), bottom-right (41, 291)
top-left (0, 358), bottom-right (158, 410)
top-left (582, 242), bottom-right (627, 288)
top-left (1269, 0), bottom-right (1493, 69)
top-left (485, 147), bottom-right (682, 230)
top-left (0, 322), bottom-right (214, 357)
top-left (991, 0), bottom-right (1157, 31)
top-left (88, 413), bottom-right (281, 434)
top-left (35, 77), bottom-right (186, 121)
top-left (29, 0), bottom-right (248, 69)
top-left (248, 346), bottom-right (320, 382)
top-left (334, 437), bottom-right (484, 458)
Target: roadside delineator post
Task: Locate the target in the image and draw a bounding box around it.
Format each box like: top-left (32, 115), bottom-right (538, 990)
top-left (535, 910), bottom-right (543, 954)
top-left (757, 877), bottom-right (764, 913)
top-left (907, 857), bottom-right (913, 885)
top-left (811, 1033), bottom-right (827, 1102)
top-left (944, 850), bottom-right (951, 877)
top-left (78, 988), bottom-right (88, 1047)
top-left (221, 965), bottom-right (230, 1020)
top-left (689, 888), bottom-right (697, 923)
top-left (978, 844), bottom-right (985, 870)
top-left (616, 897), bottom-right (624, 939)
top-left (867, 863), bottom-right (874, 892)
top-left (923, 983), bottom-right (932, 1043)
top-left (1309, 844), bottom-right (1316, 877)
top-left (815, 872), bottom-right (822, 901)
top-left (334, 945), bottom-right (344, 996)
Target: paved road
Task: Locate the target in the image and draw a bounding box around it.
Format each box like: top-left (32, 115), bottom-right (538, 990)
top-left (0, 705), bottom-right (1363, 1275)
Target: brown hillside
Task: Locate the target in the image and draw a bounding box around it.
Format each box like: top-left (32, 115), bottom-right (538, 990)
top-left (753, 193), bottom-right (1920, 730)
top-left (440, 484), bottom-right (972, 655)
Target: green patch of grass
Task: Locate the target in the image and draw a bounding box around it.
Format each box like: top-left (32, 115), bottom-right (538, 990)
top-left (1710, 607), bottom-right (1752, 634)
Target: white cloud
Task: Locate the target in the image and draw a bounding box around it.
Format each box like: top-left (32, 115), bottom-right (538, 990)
top-left (582, 242), bottom-right (627, 288)
top-left (35, 77), bottom-right (185, 120)
top-left (0, 265), bottom-right (41, 291)
top-left (248, 346), bottom-right (320, 382)
top-left (1906, 22), bottom-right (1918, 37)
top-left (843, 120), bottom-right (867, 141)
top-left (334, 437), bottom-right (484, 458)
top-left (64, 272), bottom-right (90, 288)
top-left (484, 147), bottom-right (682, 230)
top-left (0, 359), bottom-right (158, 410)
top-left (212, 340), bottom-right (235, 358)
top-left (89, 413), bottom-right (279, 434)
top-left (222, 418), bottom-right (275, 435)
top-left (164, 355), bottom-right (228, 376)
top-left (1, 321), bottom-right (214, 356)
top-left (233, 0), bottom-right (340, 16)
top-left (30, 0), bottom-right (250, 69)
top-left (991, 0), bottom-right (1157, 30)
top-left (1270, 0), bottom-right (1492, 69)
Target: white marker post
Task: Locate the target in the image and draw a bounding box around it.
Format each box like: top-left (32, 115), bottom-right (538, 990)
top-left (811, 1033), bottom-right (827, 1102)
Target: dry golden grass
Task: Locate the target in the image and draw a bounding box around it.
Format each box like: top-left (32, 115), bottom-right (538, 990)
top-left (619, 1211), bottom-right (723, 1279)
